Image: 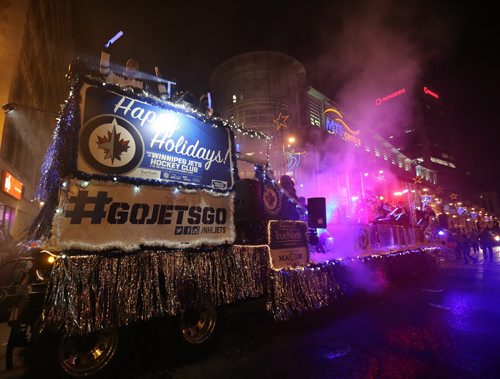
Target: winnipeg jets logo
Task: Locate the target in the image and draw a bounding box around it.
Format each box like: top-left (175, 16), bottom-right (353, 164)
top-left (96, 119), bottom-right (130, 164)
top-left (263, 184), bottom-right (281, 215)
top-left (80, 115), bottom-right (144, 175)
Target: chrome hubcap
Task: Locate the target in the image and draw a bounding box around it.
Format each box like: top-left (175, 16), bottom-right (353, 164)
top-left (58, 328), bottom-right (118, 377)
top-left (180, 306), bottom-right (217, 344)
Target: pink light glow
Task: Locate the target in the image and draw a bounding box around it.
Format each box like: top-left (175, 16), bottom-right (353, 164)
top-left (423, 86), bottom-right (439, 99)
top-left (374, 88), bottom-right (406, 106)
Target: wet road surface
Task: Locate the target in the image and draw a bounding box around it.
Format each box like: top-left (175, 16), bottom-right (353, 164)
top-left (2, 248), bottom-right (500, 378)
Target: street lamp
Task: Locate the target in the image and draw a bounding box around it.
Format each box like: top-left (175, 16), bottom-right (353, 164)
top-left (2, 103), bottom-right (15, 113)
top-left (2, 102), bottom-right (58, 115)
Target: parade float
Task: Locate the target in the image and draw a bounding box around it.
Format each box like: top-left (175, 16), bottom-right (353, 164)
top-left (0, 56), bottom-right (441, 377)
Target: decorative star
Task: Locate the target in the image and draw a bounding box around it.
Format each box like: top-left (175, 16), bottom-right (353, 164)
top-left (450, 193), bottom-right (458, 201)
top-left (436, 186), bottom-right (444, 194)
top-left (412, 176), bottom-right (423, 184)
top-left (273, 113), bottom-right (289, 130)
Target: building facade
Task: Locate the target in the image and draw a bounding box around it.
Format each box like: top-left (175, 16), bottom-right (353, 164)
top-left (374, 83), bottom-right (460, 195)
top-left (0, 0), bottom-right (72, 239)
top-left (209, 51), bottom-right (446, 240)
top-left (209, 51), bottom-right (306, 178)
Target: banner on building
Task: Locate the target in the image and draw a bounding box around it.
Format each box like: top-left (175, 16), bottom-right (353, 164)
top-left (268, 220), bottom-right (309, 269)
top-left (51, 179), bottom-right (235, 251)
top-left (77, 84), bottom-right (234, 190)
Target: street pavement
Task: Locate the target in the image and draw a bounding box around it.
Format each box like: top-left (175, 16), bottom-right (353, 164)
top-left (1, 246), bottom-right (499, 378)
top-left (160, 247), bottom-right (500, 379)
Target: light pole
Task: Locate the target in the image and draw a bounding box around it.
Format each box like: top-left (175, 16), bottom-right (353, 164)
top-left (2, 102), bottom-right (58, 115)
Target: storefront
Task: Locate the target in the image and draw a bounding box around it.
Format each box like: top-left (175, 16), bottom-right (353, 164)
top-left (0, 168), bottom-right (36, 241)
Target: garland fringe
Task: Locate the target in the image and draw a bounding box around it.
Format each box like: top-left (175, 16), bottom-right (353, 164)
top-left (44, 245), bottom-right (269, 335)
top-left (43, 246), bottom-right (441, 334)
top-left (266, 247), bottom-right (441, 321)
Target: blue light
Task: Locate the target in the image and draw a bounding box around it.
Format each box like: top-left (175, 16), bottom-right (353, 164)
top-left (438, 230), bottom-right (445, 236)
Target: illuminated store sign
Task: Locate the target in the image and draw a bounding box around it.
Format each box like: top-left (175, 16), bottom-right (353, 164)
top-left (323, 108), bottom-right (361, 146)
top-left (430, 156), bottom-right (455, 168)
top-left (2, 171), bottom-right (23, 200)
top-left (374, 88), bottom-right (406, 106)
top-left (423, 86), bottom-right (439, 99)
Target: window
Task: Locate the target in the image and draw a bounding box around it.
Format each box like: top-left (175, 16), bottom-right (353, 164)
top-left (431, 172), bottom-right (437, 184)
top-left (430, 156), bottom-right (456, 169)
top-left (307, 95), bottom-right (321, 127)
top-left (416, 166), bottom-right (423, 177)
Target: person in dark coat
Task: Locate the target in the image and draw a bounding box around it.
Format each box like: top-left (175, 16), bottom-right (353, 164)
top-left (470, 230), bottom-right (480, 256)
top-left (460, 231), bottom-right (476, 263)
top-left (451, 228), bottom-right (461, 260)
top-left (479, 224), bottom-right (495, 261)
top-left (0, 222), bottom-right (14, 258)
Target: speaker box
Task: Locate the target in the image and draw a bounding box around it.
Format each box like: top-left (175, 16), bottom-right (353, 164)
top-left (308, 197), bottom-right (327, 228)
top-left (438, 213), bottom-right (449, 229)
top-left (234, 179), bottom-right (263, 222)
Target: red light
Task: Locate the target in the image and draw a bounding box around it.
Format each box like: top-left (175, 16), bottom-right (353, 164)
top-left (2, 171), bottom-right (23, 200)
top-left (374, 88), bottom-right (406, 106)
top-left (423, 86), bottom-right (439, 99)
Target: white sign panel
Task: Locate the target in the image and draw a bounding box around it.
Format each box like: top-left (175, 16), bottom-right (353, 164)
top-left (268, 220), bottom-right (309, 269)
top-left (51, 179), bottom-right (235, 251)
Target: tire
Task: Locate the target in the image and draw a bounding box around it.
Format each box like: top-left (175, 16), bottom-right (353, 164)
top-left (30, 326), bottom-right (121, 378)
top-left (171, 303), bottom-right (225, 359)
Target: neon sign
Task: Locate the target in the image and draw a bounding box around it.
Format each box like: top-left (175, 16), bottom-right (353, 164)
top-left (323, 108), bottom-right (361, 146)
top-left (374, 88), bottom-right (406, 106)
top-left (423, 86), bottom-right (439, 99)
top-left (2, 171), bottom-right (23, 200)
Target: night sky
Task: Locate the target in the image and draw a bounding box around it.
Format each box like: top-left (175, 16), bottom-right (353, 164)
top-left (71, 0), bottom-right (500, 194)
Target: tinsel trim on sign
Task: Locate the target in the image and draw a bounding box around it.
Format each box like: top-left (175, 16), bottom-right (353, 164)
top-left (44, 245), bottom-right (269, 335)
top-left (266, 247), bottom-right (441, 321)
top-left (24, 85), bottom-right (83, 242)
top-left (49, 179), bottom-right (236, 252)
top-left (23, 74), bottom-right (242, 243)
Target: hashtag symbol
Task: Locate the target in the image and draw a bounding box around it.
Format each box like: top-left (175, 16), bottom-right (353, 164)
top-left (65, 191), bottom-right (113, 224)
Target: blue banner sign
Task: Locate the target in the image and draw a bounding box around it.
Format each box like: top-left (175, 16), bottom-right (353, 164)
top-left (77, 84), bottom-right (234, 190)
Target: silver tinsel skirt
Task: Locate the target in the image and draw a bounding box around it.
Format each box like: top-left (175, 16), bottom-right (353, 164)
top-left (43, 246), bottom-right (441, 335)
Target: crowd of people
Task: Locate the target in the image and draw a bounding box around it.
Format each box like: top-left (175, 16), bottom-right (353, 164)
top-left (452, 221), bottom-right (498, 263)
